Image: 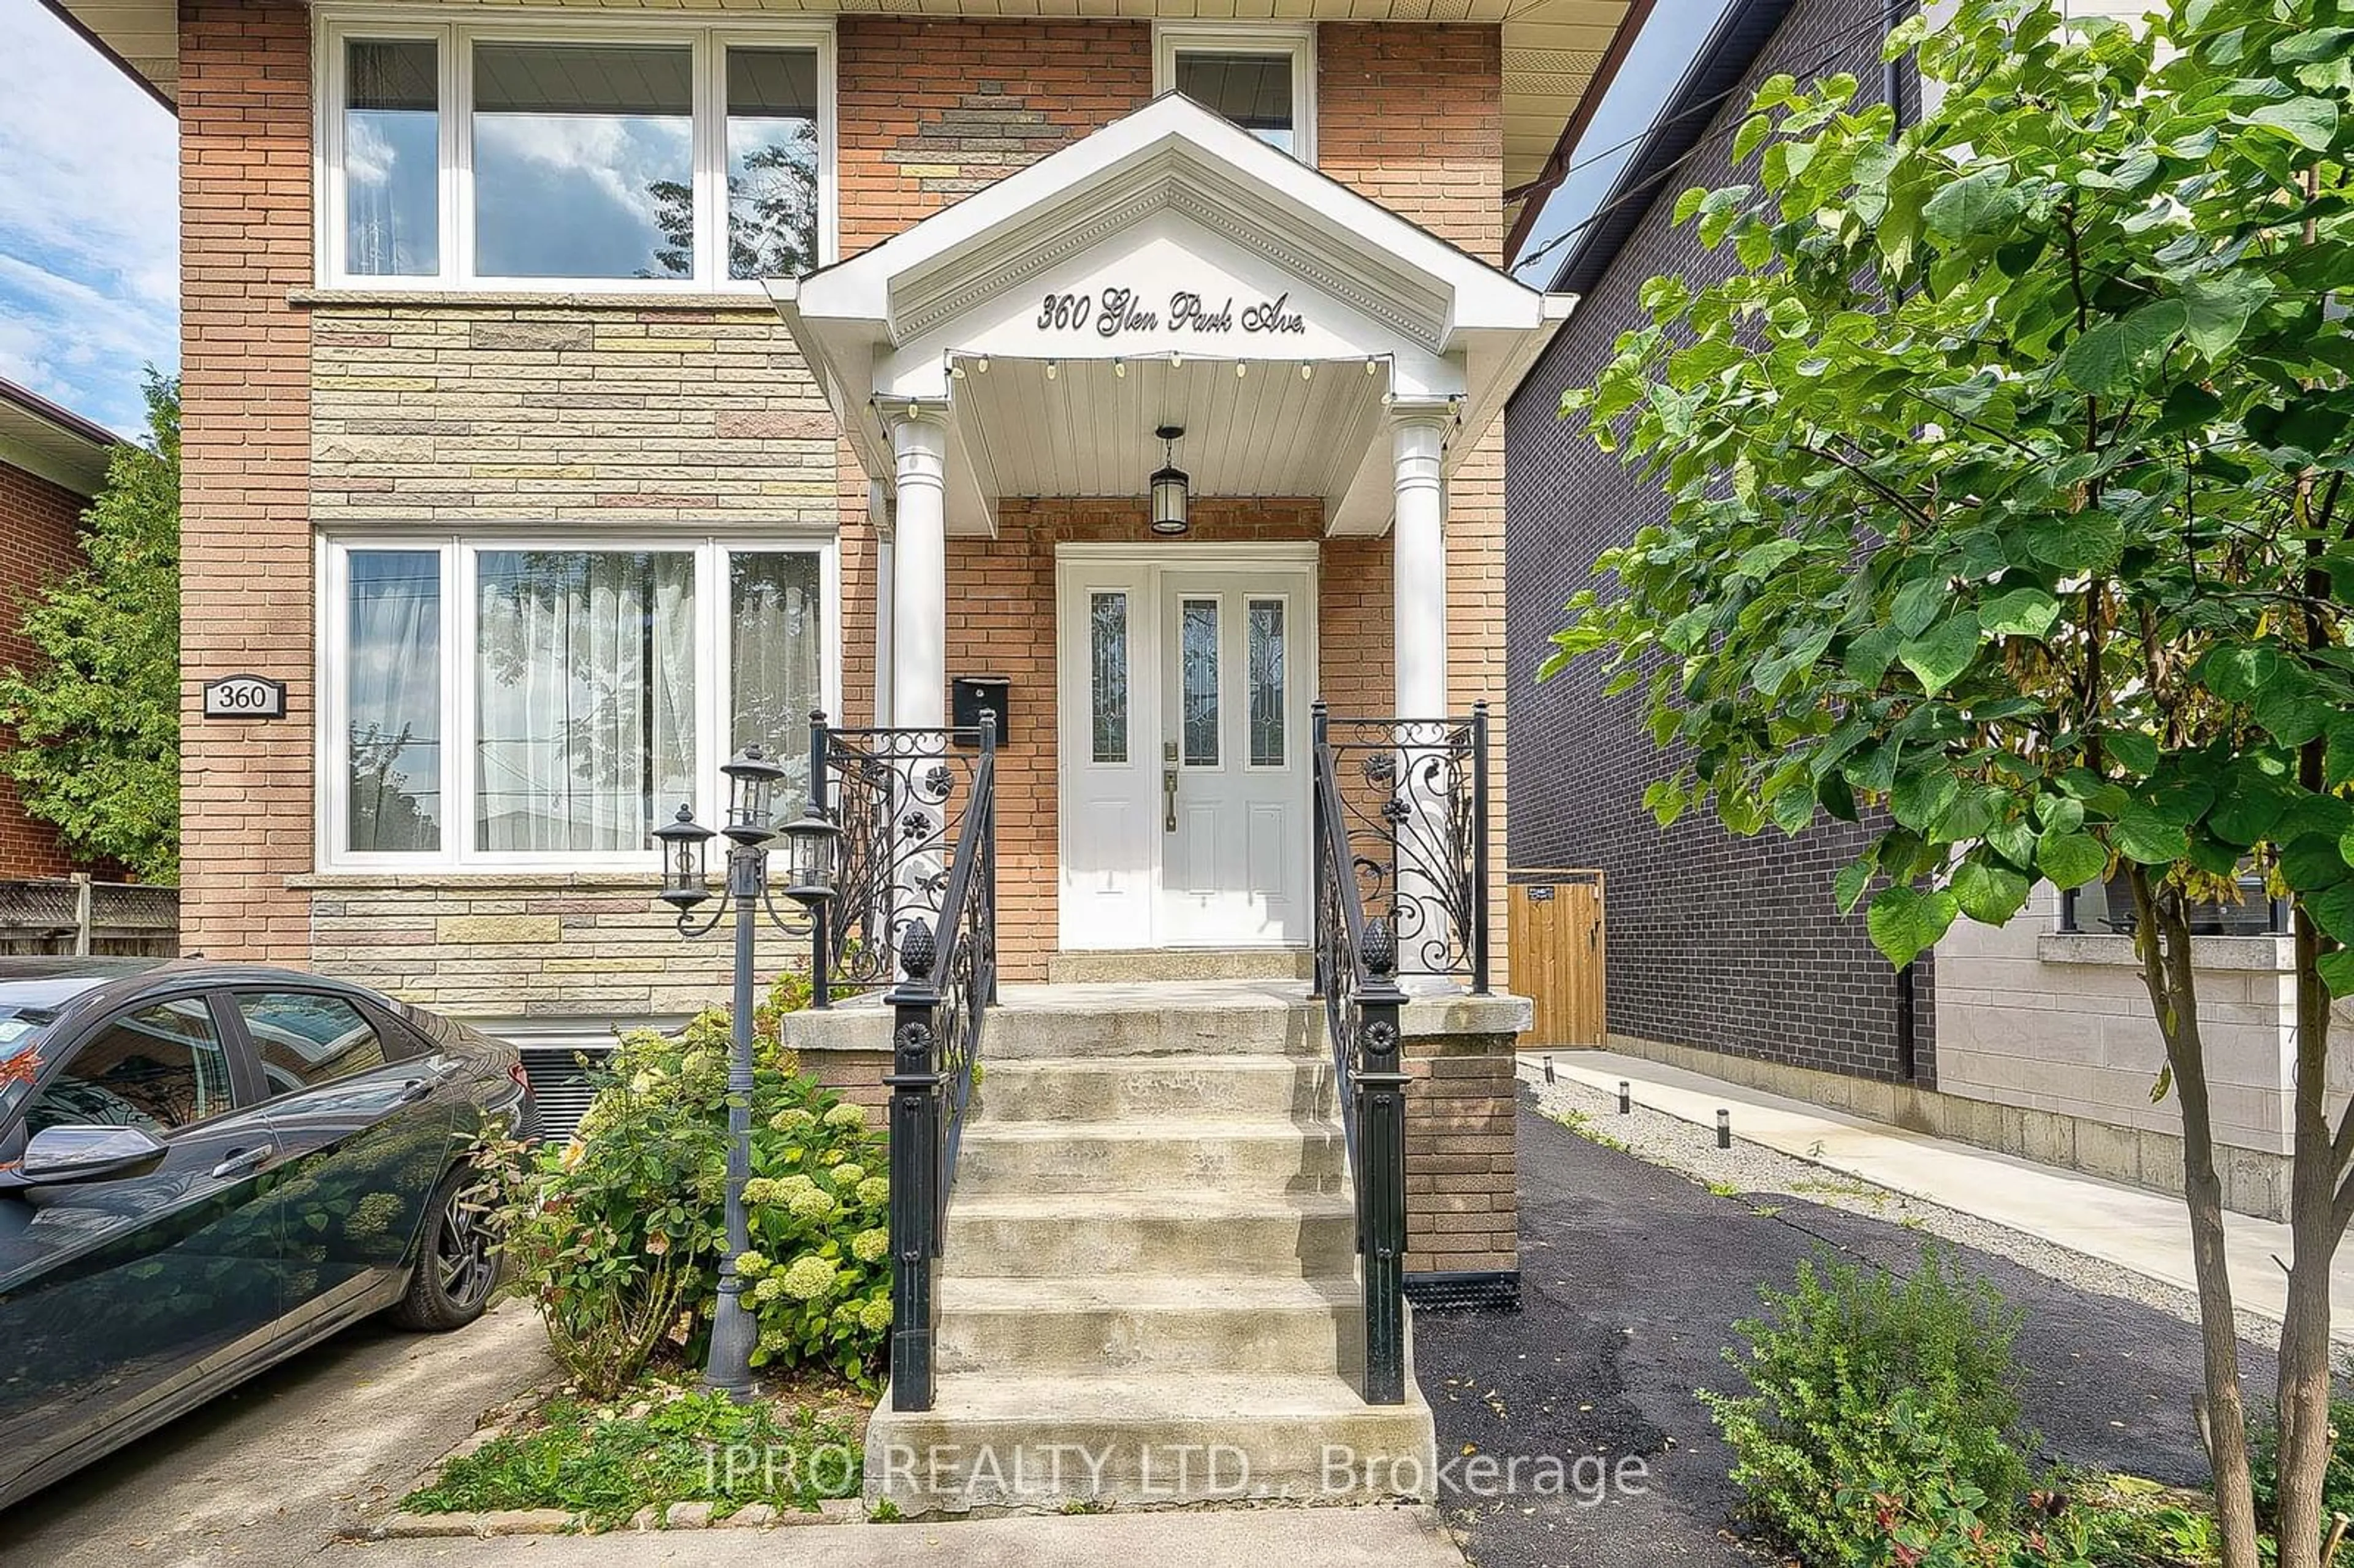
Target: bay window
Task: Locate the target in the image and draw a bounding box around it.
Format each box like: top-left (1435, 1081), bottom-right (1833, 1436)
top-left (319, 17), bottom-right (834, 289)
top-left (326, 537), bottom-right (836, 868)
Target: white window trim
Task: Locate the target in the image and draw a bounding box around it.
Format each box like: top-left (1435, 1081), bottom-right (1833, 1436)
top-left (1152, 21), bottom-right (1317, 165)
top-left (315, 7), bottom-right (838, 294)
top-left (317, 530), bottom-right (841, 873)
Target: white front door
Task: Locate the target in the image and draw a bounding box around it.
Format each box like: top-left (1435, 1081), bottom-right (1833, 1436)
top-left (1056, 549), bottom-right (1314, 950)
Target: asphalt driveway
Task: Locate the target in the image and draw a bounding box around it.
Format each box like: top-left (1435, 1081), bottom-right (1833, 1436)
top-left (1414, 1098), bottom-right (2273, 1568)
top-left (2, 1300), bottom-right (553, 1567)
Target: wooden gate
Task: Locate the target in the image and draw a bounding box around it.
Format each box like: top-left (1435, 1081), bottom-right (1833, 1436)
top-left (1508, 869), bottom-right (1604, 1046)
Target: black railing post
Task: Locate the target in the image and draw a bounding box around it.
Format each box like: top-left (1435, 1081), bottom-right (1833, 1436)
top-left (809, 710), bottom-right (832, 1009)
top-left (1357, 922), bottom-right (1409, 1406)
top-left (884, 924), bottom-right (942, 1412)
top-left (1310, 701), bottom-right (1330, 1002)
top-left (1471, 701), bottom-right (1491, 995)
top-left (980, 712), bottom-right (999, 1005)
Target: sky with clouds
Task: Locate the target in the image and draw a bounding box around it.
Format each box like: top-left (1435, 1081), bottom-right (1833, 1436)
top-left (0, 0), bottom-right (177, 437)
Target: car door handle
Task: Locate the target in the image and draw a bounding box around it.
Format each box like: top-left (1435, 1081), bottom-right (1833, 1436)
top-left (210, 1143), bottom-right (275, 1180)
top-left (396, 1076), bottom-right (435, 1105)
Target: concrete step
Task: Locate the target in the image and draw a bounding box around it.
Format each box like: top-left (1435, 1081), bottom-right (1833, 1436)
top-left (1046, 948), bottom-right (1317, 983)
top-left (935, 1275), bottom-right (1366, 1376)
top-left (955, 1117), bottom-right (1347, 1194)
top-left (988, 988), bottom-right (1322, 1059)
top-left (977, 1056), bottom-right (1335, 1122)
top-left (864, 1372), bottom-right (1437, 1515)
top-left (943, 1189), bottom-right (1357, 1278)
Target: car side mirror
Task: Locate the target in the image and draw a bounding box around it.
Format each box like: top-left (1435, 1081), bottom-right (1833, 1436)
top-left (21, 1124), bottom-right (170, 1185)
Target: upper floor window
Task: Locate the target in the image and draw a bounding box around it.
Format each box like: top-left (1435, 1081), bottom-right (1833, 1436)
top-left (321, 16), bottom-right (834, 290)
top-left (1156, 24), bottom-right (1315, 162)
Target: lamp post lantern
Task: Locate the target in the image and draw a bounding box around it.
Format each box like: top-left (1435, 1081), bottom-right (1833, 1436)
top-left (653, 736), bottom-right (835, 1400)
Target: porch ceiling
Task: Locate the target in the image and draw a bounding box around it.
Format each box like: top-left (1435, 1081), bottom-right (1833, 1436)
top-left (950, 354), bottom-right (1388, 514)
top-left (49, 0), bottom-right (1639, 240)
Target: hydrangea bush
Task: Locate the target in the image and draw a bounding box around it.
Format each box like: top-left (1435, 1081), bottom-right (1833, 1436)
top-left (486, 970), bottom-right (893, 1395)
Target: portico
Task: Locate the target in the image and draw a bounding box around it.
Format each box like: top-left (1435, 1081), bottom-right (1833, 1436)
top-left (772, 94), bottom-right (1569, 972)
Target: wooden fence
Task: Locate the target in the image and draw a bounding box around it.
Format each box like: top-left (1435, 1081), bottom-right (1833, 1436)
top-left (1507, 868), bottom-right (1605, 1047)
top-left (0, 876), bottom-right (180, 957)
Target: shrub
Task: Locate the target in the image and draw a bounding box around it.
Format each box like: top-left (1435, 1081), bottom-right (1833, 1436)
top-left (1703, 1246), bottom-right (2033, 1565)
top-left (487, 969), bottom-right (891, 1396)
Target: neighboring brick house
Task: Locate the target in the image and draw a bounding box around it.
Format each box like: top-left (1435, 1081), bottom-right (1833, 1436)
top-left (1506, 0), bottom-right (1925, 1086)
top-left (0, 378), bottom-right (118, 877)
top-left (1506, 0), bottom-right (2350, 1222)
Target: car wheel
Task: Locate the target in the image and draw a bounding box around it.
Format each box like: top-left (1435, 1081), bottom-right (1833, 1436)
top-left (389, 1165), bottom-right (500, 1332)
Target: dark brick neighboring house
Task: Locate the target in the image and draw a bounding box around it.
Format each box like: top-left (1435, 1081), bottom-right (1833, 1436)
top-left (0, 378), bottom-right (116, 877)
top-left (1504, 0), bottom-right (1932, 1086)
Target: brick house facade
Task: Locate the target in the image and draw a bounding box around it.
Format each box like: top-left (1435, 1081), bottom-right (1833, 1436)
top-left (1504, 0), bottom-right (1934, 1086)
top-left (47, 0), bottom-right (1645, 1300)
top-left (117, 0), bottom-right (1601, 1029)
top-left (0, 380), bottom-right (118, 877)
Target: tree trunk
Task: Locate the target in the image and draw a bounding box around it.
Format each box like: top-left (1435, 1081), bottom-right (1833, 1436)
top-left (2275, 870), bottom-right (2346, 1568)
top-left (2129, 866), bottom-right (2262, 1568)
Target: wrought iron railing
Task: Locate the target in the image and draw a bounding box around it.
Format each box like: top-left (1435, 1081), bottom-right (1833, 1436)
top-left (880, 715), bottom-right (997, 1413)
top-left (1312, 704), bottom-right (1411, 1407)
top-left (1316, 704), bottom-right (1491, 992)
top-left (809, 717), bottom-right (987, 999)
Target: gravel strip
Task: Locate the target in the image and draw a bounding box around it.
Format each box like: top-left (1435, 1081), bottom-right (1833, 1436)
top-left (1515, 1067), bottom-right (2299, 1353)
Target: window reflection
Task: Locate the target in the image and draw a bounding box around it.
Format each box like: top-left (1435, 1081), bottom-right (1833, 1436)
top-left (1248, 599), bottom-right (1285, 767)
top-left (346, 39), bottom-right (440, 276)
top-left (1176, 51), bottom-right (1295, 154)
top-left (1182, 598), bottom-right (1220, 767)
top-left (730, 551), bottom-right (824, 794)
top-left (474, 550), bottom-right (698, 853)
top-left (1091, 593), bottom-right (1129, 764)
top-left (727, 48), bottom-right (821, 280)
top-left (348, 551), bottom-right (443, 853)
top-left (472, 42), bottom-right (693, 280)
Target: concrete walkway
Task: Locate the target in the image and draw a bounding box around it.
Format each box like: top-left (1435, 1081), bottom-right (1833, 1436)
top-left (1522, 1049), bottom-right (2354, 1341)
top-left (327, 1507), bottom-right (1467, 1567)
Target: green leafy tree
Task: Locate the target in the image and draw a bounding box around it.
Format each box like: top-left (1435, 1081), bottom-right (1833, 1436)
top-left (0, 375), bottom-right (180, 881)
top-left (1547, 5), bottom-right (2353, 1564)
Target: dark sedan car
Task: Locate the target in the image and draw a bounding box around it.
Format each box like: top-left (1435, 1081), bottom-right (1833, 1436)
top-left (0, 959), bottom-right (531, 1509)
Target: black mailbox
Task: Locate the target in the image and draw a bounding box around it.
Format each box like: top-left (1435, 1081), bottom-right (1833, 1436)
top-left (951, 676), bottom-right (1010, 746)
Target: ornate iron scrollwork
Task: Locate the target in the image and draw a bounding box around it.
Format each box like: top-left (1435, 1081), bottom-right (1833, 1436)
top-left (820, 728), bottom-right (978, 992)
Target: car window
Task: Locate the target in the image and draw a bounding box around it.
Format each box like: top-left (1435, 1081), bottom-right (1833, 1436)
top-left (22, 998), bottom-right (235, 1138)
top-left (235, 992), bottom-right (388, 1097)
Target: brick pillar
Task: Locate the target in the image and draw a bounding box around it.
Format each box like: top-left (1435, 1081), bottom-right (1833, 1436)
top-left (179, 0), bottom-right (314, 961)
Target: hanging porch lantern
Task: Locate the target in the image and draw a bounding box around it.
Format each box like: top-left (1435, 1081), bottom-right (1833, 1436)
top-left (1150, 424), bottom-right (1190, 536)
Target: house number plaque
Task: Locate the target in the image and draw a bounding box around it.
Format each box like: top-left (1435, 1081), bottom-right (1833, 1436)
top-left (202, 673), bottom-right (288, 720)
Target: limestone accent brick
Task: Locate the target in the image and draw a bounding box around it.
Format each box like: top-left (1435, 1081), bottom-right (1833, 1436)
top-left (305, 877), bottom-right (744, 1020)
top-left (310, 301), bottom-right (837, 527)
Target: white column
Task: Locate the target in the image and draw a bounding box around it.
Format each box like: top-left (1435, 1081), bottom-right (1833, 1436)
top-left (868, 479), bottom-right (894, 728)
top-left (1392, 409), bottom-right (1450, 717)
top-left (889, 409), bottom-right (948, 731)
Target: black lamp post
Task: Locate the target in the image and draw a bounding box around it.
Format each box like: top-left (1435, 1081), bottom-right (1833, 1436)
top-left (651, 738), bottom-right (834, 1399)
